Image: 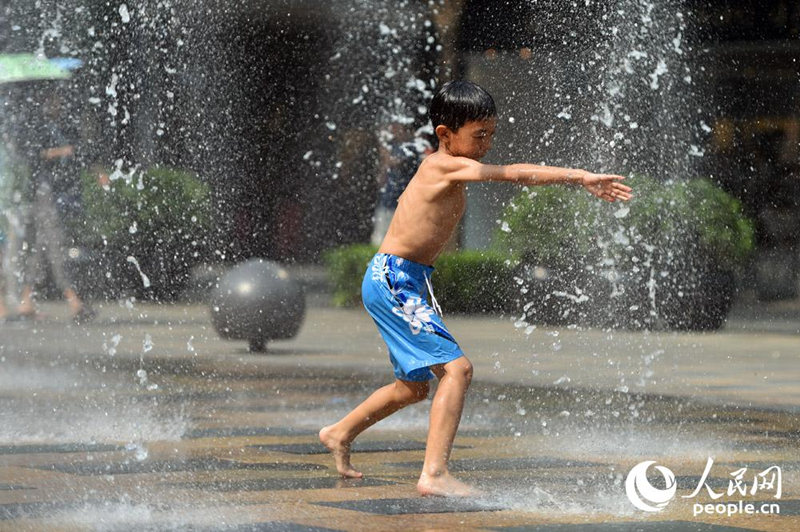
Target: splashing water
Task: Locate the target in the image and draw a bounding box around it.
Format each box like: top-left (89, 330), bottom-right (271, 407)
top-left (126, 256), bottom-right (151, 288)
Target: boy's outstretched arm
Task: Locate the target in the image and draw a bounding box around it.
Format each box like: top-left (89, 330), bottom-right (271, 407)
top-left (444, 157), bottom-right (633, 203)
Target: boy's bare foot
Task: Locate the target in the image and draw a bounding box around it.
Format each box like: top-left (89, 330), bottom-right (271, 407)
top-left (417, 471), bottom-right (482, 497)
top-left (18, 286), bottom-right (36, 317)
top-left (15, 305), bottom-right (45, 321)
top-left (16, 302), bottom-right (35, 317)
top-left (319, 426), bottom-right (363, 478)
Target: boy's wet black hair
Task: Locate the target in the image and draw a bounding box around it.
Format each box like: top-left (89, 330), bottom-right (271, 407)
top-left (429, 80), bottom-right (496, 132)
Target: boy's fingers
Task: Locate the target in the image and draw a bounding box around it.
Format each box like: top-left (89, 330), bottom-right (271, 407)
top-left (613, 189), bottom-right (632, 199)
top-left (600, 191), bottom-right (615, 202)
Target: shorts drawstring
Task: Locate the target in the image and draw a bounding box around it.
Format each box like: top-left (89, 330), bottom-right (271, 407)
top-left (376, 253), bottom-right (442, 316)
top-left (425, 274), bottom-right (443, 317)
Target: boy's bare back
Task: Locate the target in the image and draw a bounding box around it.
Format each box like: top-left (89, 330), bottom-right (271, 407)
top-left (378, 152), bottom-right (467, 266)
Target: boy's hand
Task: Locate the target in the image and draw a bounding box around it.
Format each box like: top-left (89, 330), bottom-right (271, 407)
top-left (581, 173), bottom-right (633, 202)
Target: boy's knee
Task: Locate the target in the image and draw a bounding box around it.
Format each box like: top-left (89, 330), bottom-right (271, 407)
top-left (447, 356), bottom-right (473, 383)
top-left (462, 359), bottom-right (474, 383)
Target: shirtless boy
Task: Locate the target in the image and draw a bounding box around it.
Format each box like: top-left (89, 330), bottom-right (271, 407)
top-left (320, 80), bottom-right (633, 497)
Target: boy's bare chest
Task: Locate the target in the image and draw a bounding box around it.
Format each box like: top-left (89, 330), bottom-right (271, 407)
top-left (440, 183), bottom-right (466, 217)
top-left (386, 181), bottom-right (466, 263)
top-left (446, 187), bottom-right (467, 221)
top-left (414, 183), bottom-right (463, 215)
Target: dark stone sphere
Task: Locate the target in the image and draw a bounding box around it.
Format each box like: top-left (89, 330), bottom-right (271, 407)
top-left (210, 259), bottom-right (305, 350)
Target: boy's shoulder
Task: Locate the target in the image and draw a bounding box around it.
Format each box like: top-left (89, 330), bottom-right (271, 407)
top-left (419, 151), bottom-right (479, 178)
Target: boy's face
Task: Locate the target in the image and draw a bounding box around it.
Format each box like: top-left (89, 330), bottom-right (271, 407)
top-left (438, 117), bottom-right (497, 160)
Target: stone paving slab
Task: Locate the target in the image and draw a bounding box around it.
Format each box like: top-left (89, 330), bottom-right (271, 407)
top-left (251, 440), bottom-right (433, 455)
top-left (315, 496), bottom-right (506, 515)
top-left (0, 444), bottom-right (126, 456)
top-left (36, 458), bottom-right (327, 475)
top-left (166, 476), bottom-right (396, 492)
top-left (386, 457), bottom-right (606, 472)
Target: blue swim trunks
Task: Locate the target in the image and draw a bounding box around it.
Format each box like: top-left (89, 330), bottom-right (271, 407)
top-left (361, 253), bottom-right (464, 382)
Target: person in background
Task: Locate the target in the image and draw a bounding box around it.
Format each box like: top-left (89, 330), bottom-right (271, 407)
top-left (0, 208), bottom-right (6, 322)
top-left (0, 131), bottom-right (19, 322)
top-left (15, 87), bottom-right (94, 323)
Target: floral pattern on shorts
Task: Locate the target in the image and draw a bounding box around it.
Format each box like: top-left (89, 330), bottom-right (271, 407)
top-left (391, 296), bottom-right (435, 335)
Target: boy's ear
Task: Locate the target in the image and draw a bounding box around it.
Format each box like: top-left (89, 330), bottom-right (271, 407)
top-left (435, 124), bottom-right (451, 140)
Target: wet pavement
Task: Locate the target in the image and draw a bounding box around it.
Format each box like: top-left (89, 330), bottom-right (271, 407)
top-left (1, 300), bottom-right (799, 531)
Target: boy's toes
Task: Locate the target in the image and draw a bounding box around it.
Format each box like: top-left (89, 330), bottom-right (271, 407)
top-left (340, 467), bottom-right (363, 479)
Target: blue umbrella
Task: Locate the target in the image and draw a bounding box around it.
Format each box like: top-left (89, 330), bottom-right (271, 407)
top-left (0, 54), bottom-right (82, 84)
top-left (48, 57), bottom-right (84, 72)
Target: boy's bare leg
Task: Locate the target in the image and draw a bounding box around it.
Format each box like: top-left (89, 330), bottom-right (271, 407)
top-left (417, 356), bottom-right (479, 497)
top-left (320, 379), bottom-right (429, 478)
top-left (63, 287), bottom-right (83, 316)
top-left (16, 285), bottom-right (36, 316)
top-left (18, 286), bottom-right (86, 318)
top-left (0, 253), bottom-right (6, 319)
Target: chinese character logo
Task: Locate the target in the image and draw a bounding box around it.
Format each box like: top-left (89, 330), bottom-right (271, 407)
top-left (625, 460), bottom-right (678, 512)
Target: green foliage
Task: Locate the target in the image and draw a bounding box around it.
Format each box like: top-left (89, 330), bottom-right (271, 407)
top-left (323, 244), bottom-right (378, 307)
top-left (432, 250), bottom-right (515, 313)
top-left (78, 166), bottom-right (212, 299)
top-left (493, 184), bottom-right (598, 266)
top-left (324, 245), bottom-right (516, 313)
top-left (686, 178), bottom-right (755, 265)
top-left (496, 176), bottom-right (755, 269)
